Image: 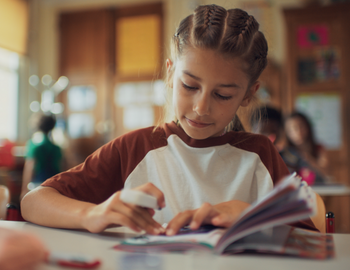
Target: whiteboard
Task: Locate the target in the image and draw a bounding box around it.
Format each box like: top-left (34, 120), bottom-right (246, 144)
top-left (295, 94), bottom-right (342, 150)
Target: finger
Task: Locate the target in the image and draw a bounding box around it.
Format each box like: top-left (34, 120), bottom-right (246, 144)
top-left (114, 192), bottom-right (164, 234)
top-left (105, 211), bottom-right (143, 232)
top-left (211, 213), bottom-right (235, 227)
top-left (190, 203), bottom-right (218, 230)
top-left (166, 210), bottom-right (194, 236)
top-left (128, 205), bottom-right (165, 234)
top-left (136, 182), bottom-right (166, 209)
top-left (147, 208), bottom-right (155, 216)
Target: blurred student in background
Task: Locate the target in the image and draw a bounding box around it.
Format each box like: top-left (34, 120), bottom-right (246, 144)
top-left (0, 228), bottom-right (47, 270)
top-left (283, 112), bottom-right (329, 185)
top-left (250, 107), bottom-right (328, 185)
top-left (20, 114), bottom-right (63, 199)
top-left (250, 105), bottom-right (286, 152)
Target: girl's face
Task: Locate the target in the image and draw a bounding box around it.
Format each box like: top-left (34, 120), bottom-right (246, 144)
top-left (285, 117), bottom-right (308, 146)
top-left (167, 47), bottom-right (258, 140)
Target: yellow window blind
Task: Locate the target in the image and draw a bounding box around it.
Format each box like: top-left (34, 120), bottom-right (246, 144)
top-left (116, 14), bottom-right (160, 76)
top-left (0, 0), bottom-right (29, 55)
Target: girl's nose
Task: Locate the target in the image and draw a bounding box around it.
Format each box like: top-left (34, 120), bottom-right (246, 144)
top-left (193, 93), bottom-right (210, 116)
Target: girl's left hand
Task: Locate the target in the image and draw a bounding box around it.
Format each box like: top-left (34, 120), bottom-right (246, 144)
top-left (165, 200), bottom-right (250, 236)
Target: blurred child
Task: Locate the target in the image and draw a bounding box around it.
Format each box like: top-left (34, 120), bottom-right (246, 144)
top-left (20, 114), bottom-right (62, 199)
top-left (0, 228), bottom-right (47, 270)
top-left (250, 105), bottom-right (287, 152)
top-left (21, 5), bottom-right (322, 235)
top-left (284, 112), bottom-right (329, 185)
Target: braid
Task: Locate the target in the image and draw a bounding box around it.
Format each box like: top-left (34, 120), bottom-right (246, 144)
top-left (170, 5), bottom-right (268, 85)
top-left (172, 15), bottom-right (193, 59)
top-left (192, 5), bottom-right (227, 49)
top-left (221, 9), bottom-right (259, 55)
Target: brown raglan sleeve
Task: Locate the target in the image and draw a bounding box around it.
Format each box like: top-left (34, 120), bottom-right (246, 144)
top-left (41, 137), bottom-right (125, 205)
top-left (41, 126), bottom-right (166, 205)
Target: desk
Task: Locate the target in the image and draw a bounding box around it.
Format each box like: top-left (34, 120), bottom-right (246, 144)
top-left (312, 184), bottom-right (350, 196)
top-left (1, 221), bottom-right (350, 270)
top-left (311, 184), bottom-right (350, 233)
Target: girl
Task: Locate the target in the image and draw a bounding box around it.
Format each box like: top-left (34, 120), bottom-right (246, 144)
top-left (21, 5), bottom-right (321, 236)
top-left (284, 112), bottom-right (329, 185)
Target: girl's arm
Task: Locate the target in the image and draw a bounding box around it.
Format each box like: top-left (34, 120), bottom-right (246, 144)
top-left (21, 183), bottom-right (165, 235)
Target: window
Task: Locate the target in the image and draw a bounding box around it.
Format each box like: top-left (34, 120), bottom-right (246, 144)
top-left (0, 47), bottom-right (19, 141)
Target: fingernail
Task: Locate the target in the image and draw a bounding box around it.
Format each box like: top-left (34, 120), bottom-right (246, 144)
top-left (190, 221), bottom-right (197, 229)
top-left (166, 228), bottom-right (174, 236)
top-left (153, 228), bottom-right (160, 234)
top-left (212, 217), bottom-right (220, 224)
top-left (159, 226), bottom-right (165, 233)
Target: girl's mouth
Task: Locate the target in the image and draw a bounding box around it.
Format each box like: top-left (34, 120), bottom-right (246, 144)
top-left (186, 118), bottom-right (212, 128)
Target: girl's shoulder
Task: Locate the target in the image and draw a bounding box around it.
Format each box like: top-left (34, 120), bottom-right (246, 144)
top-left (108, 125), bottom-right (168, 150)
top-left (226, 131), bottom-right (275, 151)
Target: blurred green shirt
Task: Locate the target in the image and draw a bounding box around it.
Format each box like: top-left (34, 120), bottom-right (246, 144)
top-left (26, 132), bottom-right (62, 183)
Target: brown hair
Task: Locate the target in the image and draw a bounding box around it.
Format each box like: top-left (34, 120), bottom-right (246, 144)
top-left (164, 5), bottom-right (268, 132)
top-left (170, 5), bottom-right (268, 86)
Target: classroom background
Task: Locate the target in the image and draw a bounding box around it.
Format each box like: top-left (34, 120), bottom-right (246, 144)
top-left (0, 0), bottom-right (350, 232)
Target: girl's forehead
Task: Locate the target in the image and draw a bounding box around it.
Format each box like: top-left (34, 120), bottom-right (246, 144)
top-left (179, 47), bottom-right (243, 66)
top-left (176, 47), bottom-right (249, 82)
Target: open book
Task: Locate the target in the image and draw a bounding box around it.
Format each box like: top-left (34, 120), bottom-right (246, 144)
top-left (114, 174), bottom-right (334, 259)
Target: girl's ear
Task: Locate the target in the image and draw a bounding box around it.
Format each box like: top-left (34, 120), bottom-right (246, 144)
top-left (240, 81), bottom-right (260, 107)
top-left (166, 59), bottom-right (174, 88)
top-left (166, 59), bottom-right (173, 71)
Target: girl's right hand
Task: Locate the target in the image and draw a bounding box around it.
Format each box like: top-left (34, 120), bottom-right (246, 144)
top-left (81, 183), bottom-right (165, 235)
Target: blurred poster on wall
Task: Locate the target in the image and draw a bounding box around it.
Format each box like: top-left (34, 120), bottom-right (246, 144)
top-left (297, 48), bottom-right (340, 84)
top-left (297, 25), bottom-right (329, 48)
top-left (295, 94), bottom-right (342, 150)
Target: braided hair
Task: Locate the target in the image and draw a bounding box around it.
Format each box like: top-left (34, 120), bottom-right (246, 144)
top-left (171, 5), bottom-right (267, 87)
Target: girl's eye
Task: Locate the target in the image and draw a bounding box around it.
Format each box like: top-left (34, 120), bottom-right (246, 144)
top-left (216, 93), bottom-right (232, 100)
top-left (182, 82), bottom-right (198, 91)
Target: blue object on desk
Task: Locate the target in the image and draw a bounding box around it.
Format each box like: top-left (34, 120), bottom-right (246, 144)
top-left (120, 253), bottom-right (163, 270)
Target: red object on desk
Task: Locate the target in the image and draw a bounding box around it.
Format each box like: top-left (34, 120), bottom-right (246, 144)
top-left (6, 203), bottom-right (25, 221)
top-left (47, 253), bottom-right (101, 269)
top-left (326, 212), bottom-right (335, 233)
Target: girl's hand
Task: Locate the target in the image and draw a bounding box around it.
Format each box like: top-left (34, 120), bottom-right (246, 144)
top-left (165, 200), bottom-right (250, 236)
top-left (81, 183), bottom-right (165, 235)
top-left (0, 229), bottom-right (48, 270)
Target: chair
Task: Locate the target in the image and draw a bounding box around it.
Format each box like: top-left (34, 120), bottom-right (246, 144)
top-left (0, 185), bottom-right (10, 219)
top-left (310, 193), bottom-right (326, 233)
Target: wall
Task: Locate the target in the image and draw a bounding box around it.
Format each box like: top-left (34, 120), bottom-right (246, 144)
top-left (30, 0), bottom-right (304, 82)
